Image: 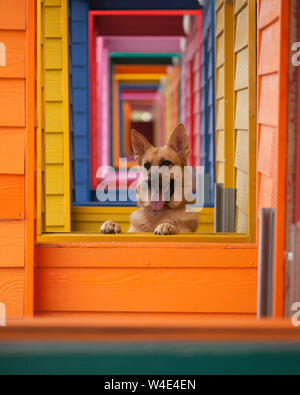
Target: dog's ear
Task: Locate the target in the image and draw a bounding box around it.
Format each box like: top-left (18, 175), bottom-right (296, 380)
top-left (167, 123), bottom-right (190, 163)
top-left (131, 129), bottom-right (152, 164)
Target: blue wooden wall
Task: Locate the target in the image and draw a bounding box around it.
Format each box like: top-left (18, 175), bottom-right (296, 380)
top-left (90, 0), bottom-right (202, 10)
top-left (201, 0), bottom-right (215, 206)
top-left (71, 0), bottom-right (90, 203)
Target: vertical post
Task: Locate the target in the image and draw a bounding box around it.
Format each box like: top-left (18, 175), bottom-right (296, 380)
top-left (25, 0), bottom-right (36, 317)
top-left (257, 208), bottom-right (275, 318)
top-left (223, 187), bottom-right (236, 232)
top-left (290, 223), bottom-right (300, 313)
top-left (214, 183), bottom-right (224, 232)
top-left (223, 0), bottom-right (235, 189)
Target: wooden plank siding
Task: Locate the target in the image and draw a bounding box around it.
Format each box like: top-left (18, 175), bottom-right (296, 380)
top-left (215, 0), bottom-right (234, 187)
top-left (37, 0), bottom-right (71, 233)
top-left (170, 65), bottom-right (180, 131)
top-left (33, 7), bottom-right (260, 318)
top-left (215, 0), bottom-right (256, 240)
top-left (35, 243), bottom-right (257, 314)
top-left (181, 15), bottom-right (202, 168)
top-left (71, 206), bottom-right (214, 233)
top-left (201, 0), bottom-right (215, 205)
top-left (71, 0), bottom-right (90, 203)
top-left (0, 0), bottom-right (27, 318)
top-left (257, 0), bottom-right (289, 316)
top-left (233, 0), bottom-right (257, 240)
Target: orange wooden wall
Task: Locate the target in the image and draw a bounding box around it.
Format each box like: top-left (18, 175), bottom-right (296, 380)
top-left (257, 0), bottom-right (289, 317)
top-left (0, 0), bottom-right (291, 319)
top-left (0, 0), bottom-right (35, 319)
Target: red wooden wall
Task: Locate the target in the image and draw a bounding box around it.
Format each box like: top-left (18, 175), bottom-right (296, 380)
top-left (181, 16), bottom-right (202, 167)
top-left (257, 0), bottom-right (289, 317)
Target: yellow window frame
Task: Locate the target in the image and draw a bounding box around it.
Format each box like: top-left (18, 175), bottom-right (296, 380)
top-left (215, 0), bottom-right (256, 242)
top-left (36, 0), bottom-right (255, 245)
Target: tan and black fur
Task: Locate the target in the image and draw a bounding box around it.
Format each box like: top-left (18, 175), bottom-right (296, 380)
top-left (101, 124), bottom-right (198, 235)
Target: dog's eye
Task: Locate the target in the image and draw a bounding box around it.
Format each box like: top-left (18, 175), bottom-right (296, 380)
top-left (144, 162), bottom-right (151, 170)
top-left (161, 160), bottom-right (172, 167)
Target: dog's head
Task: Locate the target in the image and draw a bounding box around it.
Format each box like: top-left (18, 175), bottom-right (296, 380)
top-left (131, 123), bottom-right (192, 210)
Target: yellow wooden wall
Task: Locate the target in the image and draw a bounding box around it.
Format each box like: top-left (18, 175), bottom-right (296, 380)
top-left (37, 0), bottom-right (71, 233)
top-left (215, 0), bottom-right (235, 188)
top-left (234, 1), bottom-right (249, 233)
top-left (71, 207), bottom-right (214, 234)
top-left (215, 0), bottom-right (256, 240)
top-left (233, 0), bottom-right (256, 239)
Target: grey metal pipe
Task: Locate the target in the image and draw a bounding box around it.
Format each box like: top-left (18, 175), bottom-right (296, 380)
top-left (257, 208), bottom-right (275, 318)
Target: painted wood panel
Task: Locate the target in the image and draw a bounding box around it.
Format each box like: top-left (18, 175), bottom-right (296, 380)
top-left (257, 0), bottom-right (289, 316)
top-left (259, 173), bottom-right (276, 208)
top-left (0, 128), bottom-right (25, 175)
top-left (0, 269), bottom-right (24, 318)
top-left (236, 207), bottom-right (248, 233)
top-left (235, 0), bottom-right (247, 14)
top-left (233, 0), bottom-right (256, 239)
top-left (35, 267), bottom-right (257, 313)
top-left (37, 0), bottom-right (71, 233)
top-left (215, 33), bottom-right (224, 68)
top-left (235, 48), bottom-right (248, 90)
top-left (235, 6), bottom-right (248, 52)
top-left (215, 0), bottom-right (223, 11)
top-left (235, 88), bottom-right (249, 130)
top-left (0, 80), bottom-right (25, 127)
top-left (258, 21), bottom-right (280, 75)
top-left (0, 221), bottom-right (24, 268)
top-left (180, 15), bottom-right (200, 169)
top-left (216, 162), bottom-right (224, 184)
top-left (235, 130), bottom-right (249, 173)
top-left (258, 74), bottom-right (279, 127)
top-left (257, 125), bottom-right (278, 178)
top-left (0, 0), bottom-right (26, 30)
top-left (215, 5), bottom-right (224, 36)
top-left (201, 0), bottom-right (215, 204)
top-left (45, 133), bottom-right (64, 164)
top-left (71, 207), bottom-right (214, 234)
top-left (216, 65), bottom-right (224, 99)
top-left (216, 98), bottom-right (224, 130)
top-left (215, 0), bottom-right (235, 189)
top-left (36, 243), bottom-right (257, 269)
top-left (216, 130), bottom-right (224, 161)
top-left (0, 175), bottom-right (24, 219)
top-left (0, 0), bottom-right (27, 324)
top-left (258, 0), bottom-right (281, 29)
top-left (45, 196), bottom-right (65, 227)
top-left (0, 31), bottom-right (26, 78)
top-left (236, 169), bottom-right (248, 214)
top-left (71, 0), bottom-right (90, 202)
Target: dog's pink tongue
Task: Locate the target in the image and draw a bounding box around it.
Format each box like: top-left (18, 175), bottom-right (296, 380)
top-left (150, 192), bottom-right (164, 211)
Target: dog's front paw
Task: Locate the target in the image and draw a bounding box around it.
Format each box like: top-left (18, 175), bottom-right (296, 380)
top-left (101, 220), bottom-right (121, 234)
top-left (154, 223), bottom-right (177, 235)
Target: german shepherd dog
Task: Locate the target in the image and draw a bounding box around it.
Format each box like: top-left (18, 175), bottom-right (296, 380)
top-left (101, 123), bottom-right (198, 235)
